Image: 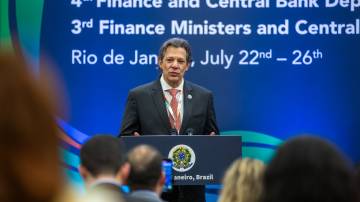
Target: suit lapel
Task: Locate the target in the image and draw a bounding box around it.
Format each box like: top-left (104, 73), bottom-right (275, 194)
top-left (180, 81), bottom-right (193, 135)
top-left (151, 80), bottom-right (172, 132)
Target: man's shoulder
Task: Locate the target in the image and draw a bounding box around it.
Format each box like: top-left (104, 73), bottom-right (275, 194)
top-left (185, 80), bottom-right (212, 95)
top-left (129, 80), bottom-right (159, 94)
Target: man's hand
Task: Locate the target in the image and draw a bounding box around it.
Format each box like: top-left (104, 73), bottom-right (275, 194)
top-left (133, 131), bottom-right (140, 136)
top-left (209, 132), bottom-right (216, 136)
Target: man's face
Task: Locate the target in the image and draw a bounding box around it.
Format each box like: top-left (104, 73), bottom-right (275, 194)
top-left (159, 46), bottom-right (190, 88)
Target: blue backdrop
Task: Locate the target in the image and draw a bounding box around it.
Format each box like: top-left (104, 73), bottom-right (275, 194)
top-left (39, 0), bottom-right (360, 161)
top-left (4, 0), bottom-right (359, 200)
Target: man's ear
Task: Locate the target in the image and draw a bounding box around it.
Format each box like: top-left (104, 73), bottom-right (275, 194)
top-left (159, 171), bottom-right (165, 186)
top-left (79, 165), bottom-right (89, 180)
top-left (158, 59), bottom-right (164, 71)
top-left (185, 62), bottom-right (191, 71)
top-left (154, 171), bottom-right (166, 194)
top-left (118, 162), bottom-right (130, 184)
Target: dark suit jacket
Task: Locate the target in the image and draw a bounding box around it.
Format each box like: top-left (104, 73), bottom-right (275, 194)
top-left (120, 79), bottom-right (219, 136)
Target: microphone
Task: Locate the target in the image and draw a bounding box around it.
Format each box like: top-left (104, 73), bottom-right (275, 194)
top-left (170, 128), bottom-right (178, 135)
top-left (185, 128), bottom-right (194, 136)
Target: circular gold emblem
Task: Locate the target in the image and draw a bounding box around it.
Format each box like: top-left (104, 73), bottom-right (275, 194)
top-left (168, 144), bottom-right (196, 172)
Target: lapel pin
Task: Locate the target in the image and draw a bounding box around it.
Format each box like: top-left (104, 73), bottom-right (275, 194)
top-left (187, 94), bottom-right (192, 100)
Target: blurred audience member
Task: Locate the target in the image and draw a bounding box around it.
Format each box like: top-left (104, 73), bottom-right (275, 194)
top-left (127, 145), bottom-right (165, 202)
top-left (79, 134), bottom-right (130, 202)
top-left (0, 54), bottom-right (63, 202)
top-left (262, 135), bottom-right (357, 202)
top-left (356, 163), bottom-right (360, 202)
top-left (218, 158), bottom-right (265, 202)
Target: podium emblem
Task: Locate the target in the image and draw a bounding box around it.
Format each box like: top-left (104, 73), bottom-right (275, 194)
top-left (168, 144), bottom-right (196, 172)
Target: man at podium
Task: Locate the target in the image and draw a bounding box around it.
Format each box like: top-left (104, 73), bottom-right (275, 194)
top-left (120, 37), bottom-right (219, 202)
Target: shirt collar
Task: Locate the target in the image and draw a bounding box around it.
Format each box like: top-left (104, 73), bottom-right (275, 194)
top-left (131, 190), bottom-right (159, 199)
top-left (89, 177), bottom-right (122, 189)
top-left (160, 74), bottom-right (184, 92)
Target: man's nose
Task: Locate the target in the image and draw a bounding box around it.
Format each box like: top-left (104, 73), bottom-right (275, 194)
top-left (171, 61), bottom-right (180, 68)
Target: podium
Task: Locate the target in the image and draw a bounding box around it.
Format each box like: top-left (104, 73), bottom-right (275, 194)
top-left (121, 135), bottom-right (242, 185)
